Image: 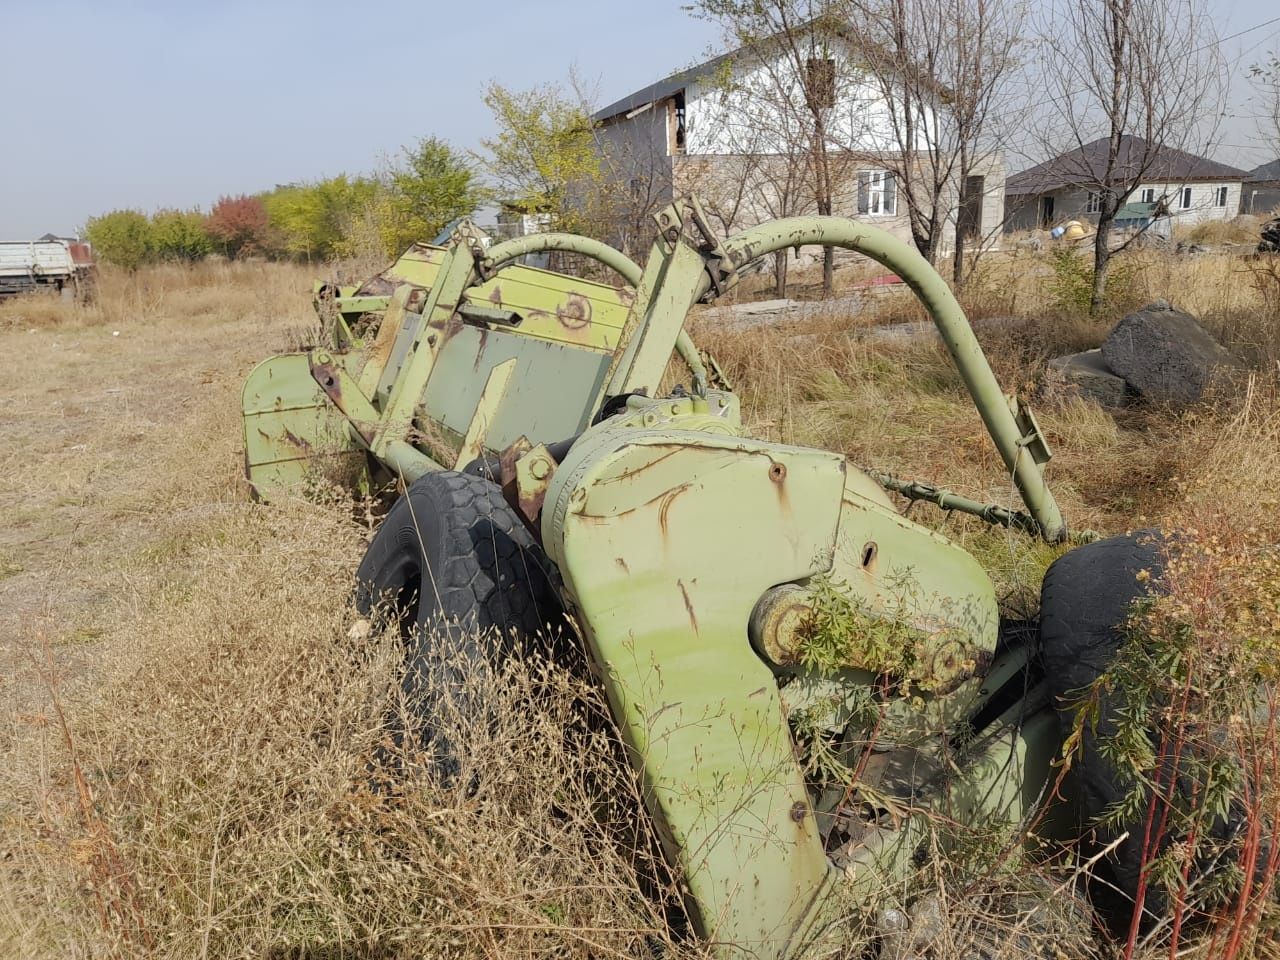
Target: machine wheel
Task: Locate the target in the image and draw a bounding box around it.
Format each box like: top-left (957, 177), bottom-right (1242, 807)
top-left (355, 470), bottom-right (567, 775)
top-left (1040, 531), bottom-right (1169, 925)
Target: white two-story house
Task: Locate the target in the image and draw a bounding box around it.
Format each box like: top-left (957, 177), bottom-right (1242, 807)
top-left (591, 38), bottom-right (1005, 257)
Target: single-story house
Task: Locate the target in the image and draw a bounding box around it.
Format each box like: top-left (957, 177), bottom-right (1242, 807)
top-left (590, 36), bottom-right (1005, 256)
top-left (1004, 136), bottom-right (1246, 233)
top-left (1242, 159), bottom-right (1280, 216)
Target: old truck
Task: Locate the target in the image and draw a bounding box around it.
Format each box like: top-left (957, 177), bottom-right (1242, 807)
top-left (0, 237), bottom-right (95, 302)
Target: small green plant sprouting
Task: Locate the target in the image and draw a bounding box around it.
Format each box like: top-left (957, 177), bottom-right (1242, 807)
top-left (1047, 247), bottom-right (1139, 315)
top-left (800, 573), bottom-right (922, 680)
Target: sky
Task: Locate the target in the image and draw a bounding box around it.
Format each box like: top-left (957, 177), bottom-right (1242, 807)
top-left (1, 0), bottom-right (1277, 238)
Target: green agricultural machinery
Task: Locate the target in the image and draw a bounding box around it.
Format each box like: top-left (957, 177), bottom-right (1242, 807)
top-left (242, 199), bottom-right (1171, 956)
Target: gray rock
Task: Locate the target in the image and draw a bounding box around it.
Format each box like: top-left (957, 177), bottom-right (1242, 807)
top-left (1101, 302), bottom-right (1241, 406)
top-left (1047, 349), bottom-right (1130, 408)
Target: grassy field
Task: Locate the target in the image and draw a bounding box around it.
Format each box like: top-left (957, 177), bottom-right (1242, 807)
top-left (0, 244), bottom-right (1277, 958)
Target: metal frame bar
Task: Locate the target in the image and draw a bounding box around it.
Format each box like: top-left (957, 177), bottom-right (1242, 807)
top-left (700, 217), bottom-right (1067, 543)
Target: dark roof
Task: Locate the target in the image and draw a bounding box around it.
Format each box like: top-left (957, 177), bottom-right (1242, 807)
top-left (1007, 136), bottom-right (1247, 196)
top-left (593, 50), bottom-right (735, 123)
top-left (1250, 158), bottom-right (1280, 182)
top-left (593, 20), bottom-right (947, 125)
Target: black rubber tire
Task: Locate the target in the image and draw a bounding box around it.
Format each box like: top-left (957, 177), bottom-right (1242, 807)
top-left (1040, 530), bottom-right (1167, 926)
top-left (355, 470), bottom-right (566, 774)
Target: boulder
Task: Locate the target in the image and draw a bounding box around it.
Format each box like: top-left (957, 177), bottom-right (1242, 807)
top-left (1101, 301), bottom-right (1241, 406)
top-left (1260, 217), bottom-right (1280, 254)
top-left (1046, 349), bottom-right (1129, 408)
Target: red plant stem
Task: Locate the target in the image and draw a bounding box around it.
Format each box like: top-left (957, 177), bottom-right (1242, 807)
top-left (1168, 781), bottom-right (1201, 959)
top-left (1125, 730), bottom-right (1172, 960)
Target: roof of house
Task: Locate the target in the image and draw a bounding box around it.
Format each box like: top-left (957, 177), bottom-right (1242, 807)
top-left (593, 20), bottom-right (946, 125)
top-left (1007, 136), bottom-right (1247, 196)
top-left (594, 51), bottom-right (735, 123)
top-left (1249, 158), bottom-right (1280, 182)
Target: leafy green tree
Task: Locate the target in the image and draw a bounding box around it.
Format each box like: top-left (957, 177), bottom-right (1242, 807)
top-left (150, 208), bottom-right (212, 262)
top-left (478, 82), bottom-right (603, 231)
top-left (263, 176), bottom-right (378, 260)
top-left (84, 210), bottom-right (152, 270)
top-left (378, 137), bottom-right (484, 254)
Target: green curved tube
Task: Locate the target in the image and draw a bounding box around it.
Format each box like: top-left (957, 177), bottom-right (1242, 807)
top-left (709, 217), bottom-right (1066, 543)
top-left (481, 233), bottom-right (708, 394)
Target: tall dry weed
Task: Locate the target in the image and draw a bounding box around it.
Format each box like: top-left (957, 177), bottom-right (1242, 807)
top-left (0, 501), bottom-right (692, 959)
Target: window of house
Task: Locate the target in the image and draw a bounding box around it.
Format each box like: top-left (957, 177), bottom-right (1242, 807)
top-left (805, 57), bottom-right (836, 111)
top-left (1180, 186), bottom-right (1193, 209)
top-left (1085, 191), bottom-right (1101, 214)
top-left (858, 171), bottom-right (896, 216)
top-left (1140, 188), bottom-right (1155, 203)
top-left (1214, 185), bottom-right (1229, 207)
top-left (670, 91), bottom-right (687, 155)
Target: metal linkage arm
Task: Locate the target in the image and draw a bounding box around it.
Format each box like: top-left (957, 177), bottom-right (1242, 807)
top-left (481, 233), bottom-right (709, 394)
top-left (702, 217), bottom-right (1066, 543)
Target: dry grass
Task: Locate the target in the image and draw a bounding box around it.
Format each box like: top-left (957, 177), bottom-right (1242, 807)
top-left (0, 247), bottom-right (1277, 958)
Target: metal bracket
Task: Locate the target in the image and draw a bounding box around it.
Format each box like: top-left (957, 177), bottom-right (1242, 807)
top-left (1007, 396), bottom-right (1052, 466)
top-left (309, 350), bottom-right (380, 446)
top-left (652, 197), bottom-right (738, 301)
top-left (453, 359), bottom-right (518, 470)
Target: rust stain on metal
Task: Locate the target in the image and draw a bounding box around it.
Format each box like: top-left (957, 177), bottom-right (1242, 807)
top-left (517, 469), bottom-right (552, 523)
top-left (353, 276), bottom-right (395, 297)
top-left (472, 328), bottom-right (489, 371)
top-left (555, 293), bottom-right (592, 330)
top-left (313, 361), bottom-right (341, 399)
top-left (677, 579), bottom-right (700, 635)
top-left (498, 436), bottom-right (533, 520)
top-left (488, 284), bottom-right (503, 305)
top-left (601, 448), bottom-right (683, 486)
top-left (657, 483), bottom-right (693, 540)
top-left (769, 459), bottom-right (792, 516)
top-left (615, 557), bottom-right (630, 573)
top-left (282, 428), bottom-right (312, 452)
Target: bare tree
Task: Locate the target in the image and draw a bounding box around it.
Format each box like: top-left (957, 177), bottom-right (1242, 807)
top-left (1251, 52), bottom-right (1280, 157)
top-left (1034, 0), bottom-right (1223, 314)
top-left (842, 0), bottom-right (1026, 280)
top-left (690, 1), bottom-right (865, 295)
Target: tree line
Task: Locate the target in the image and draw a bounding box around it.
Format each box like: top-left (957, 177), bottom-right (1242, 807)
top-left (85, 82), bottom-right (607, 271)
top-left (84, 136), bottom-right (485, 269)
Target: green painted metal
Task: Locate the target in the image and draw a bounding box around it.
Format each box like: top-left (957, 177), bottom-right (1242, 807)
top-left (483, 231), bottom-right (709, 393)
top-left (542, 426), bottom-right (847, 952)
top-left (243, 226), bottom-right (703, 499)
top-left (539, 393), bottom-right (1011, 956)
top-left (241, 352), bottom-right (368, 498)
top-left (699, 217), bottom-right (1066, 544)
top-left (243, 199), bottom-right (1080, 960)
top-left (514, 200), bottom-right (1073, 956)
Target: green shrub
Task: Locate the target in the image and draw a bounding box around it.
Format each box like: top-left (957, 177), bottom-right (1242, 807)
top-left (84, 210), bottom-right (152, 271)
top-left (149, 209), bottom-right (212, 262)
top-left (1047, 247), bottom-right (1138, 315)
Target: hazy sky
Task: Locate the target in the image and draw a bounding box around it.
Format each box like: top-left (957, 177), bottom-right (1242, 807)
top-left (2, 0), bottom-right (1277, 238)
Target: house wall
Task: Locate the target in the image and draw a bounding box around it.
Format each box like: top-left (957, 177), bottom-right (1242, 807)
top-left (596, 47), bottom-right (1005, 259)
top-left (672, 152), bottom-right (1006, 256)
top-left (681, 50), bottom-right (935, 156)
top-left (1005, 180), bottom-right (1243, 233)
top-left (595, 105), bottom-right (676, 205)
top-left (1132, 181), bottom-right (1240, 225)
